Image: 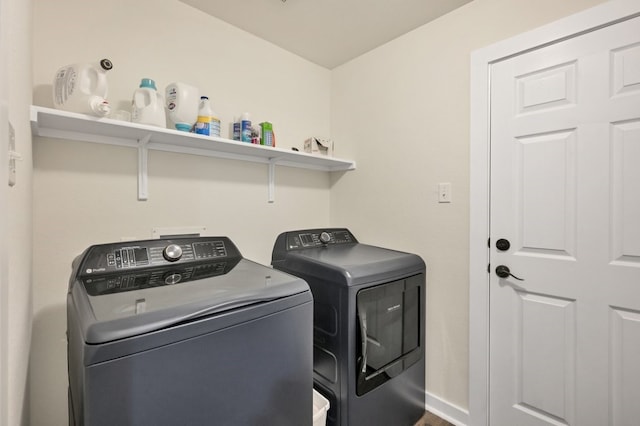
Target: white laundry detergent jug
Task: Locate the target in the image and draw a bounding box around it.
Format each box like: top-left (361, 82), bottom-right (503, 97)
top-left (165, 82), bottom-right (200, 131)
top-left (131, 78), bottom-right (166, 128)
top-left (52, 58), bottom-right (113, 116)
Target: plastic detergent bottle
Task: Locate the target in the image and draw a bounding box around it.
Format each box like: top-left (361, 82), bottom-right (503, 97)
top-left (240, 112), bottom-right (251, 143)
top-left (210, 108), bottom-right (221, 137)
top-left (232, 118), bottom-right (241, 141)
top-left (194, 96), bottom-right (213, 135)
top-left (131, 78), bottom-right (166, 128)
top-left (52, 58), bottom-right (113, 116)
top-left (165, 82), bottom-right (200, 132)
top-left (194, 97), bottom-right (221, 137)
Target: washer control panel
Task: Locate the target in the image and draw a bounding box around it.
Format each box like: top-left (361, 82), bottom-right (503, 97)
top-left (82, 258), bottom-right (240, 296)
top-left (77, 237), bottom-right (238, 277)
top-left (284, 228), bottom-right (357, 250)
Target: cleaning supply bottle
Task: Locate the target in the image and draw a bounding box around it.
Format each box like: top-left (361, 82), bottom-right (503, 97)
top-left (165, 82), bottom-right (200, 131)
top-left (194, 96), bottom-right (213, 135)
top-left (209, 108), bottom-right (221, 138)
top-left (240, 112), bottom-right (251, 143)
top-left (52, 58), bottom-right (113, 116)
top-left (131, 78), bottom-right (166, 128)
top-left (232, 118), bottom-right (241, 141)
top-left (260, 122), bottom-right (274, 146)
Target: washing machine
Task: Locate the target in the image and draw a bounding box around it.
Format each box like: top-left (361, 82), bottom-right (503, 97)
top-left (67, 236), bottom-right (312, 426)
top-left (272, 228), bottom-right (425, 426)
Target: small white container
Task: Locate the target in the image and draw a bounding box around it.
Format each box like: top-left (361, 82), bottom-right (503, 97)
top-left (52, 58), bottom-right (113, 116)
top-left (131, 78), bottom-right (166, 128)
top-left (313, 389), bottom-right (329, 426)
top-left (165, 82), bottom-right (200, 131)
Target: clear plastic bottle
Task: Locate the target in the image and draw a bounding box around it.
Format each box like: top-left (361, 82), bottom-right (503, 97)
top-left (52, 58), bottom-right (113, 116)
top-left (195, 96), bottom-right (213, 135)
top-left (131, 78), bottom-right (166, 128)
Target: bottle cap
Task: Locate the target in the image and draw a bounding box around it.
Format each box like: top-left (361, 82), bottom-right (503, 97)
top-left (99, 59), bottom-right (113, 71)
top-left (241, 112), bottom-right (250, 121)
top-left (139, 78), bottom-right (157, 90)
top-left (200, 96), bottom-right (209, 100)
top-left (175, 123), bottom-right (191, 132)
top-left (90, 97), bottom-right (111, 116)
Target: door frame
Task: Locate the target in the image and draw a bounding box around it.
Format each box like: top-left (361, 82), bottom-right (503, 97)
top-left (468, 1), bottom-right (640, 425)
top-left (0, 0), bottom-right (8, 422)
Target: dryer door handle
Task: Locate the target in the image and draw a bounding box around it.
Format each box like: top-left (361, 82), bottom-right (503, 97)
top-left (357, 301), bottom-right (368, 374)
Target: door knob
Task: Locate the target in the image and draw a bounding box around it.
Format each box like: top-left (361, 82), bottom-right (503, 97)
top-left (495, 265), bottom-right (524, 281)
top-left (496, 238), bottom-right (511, 251)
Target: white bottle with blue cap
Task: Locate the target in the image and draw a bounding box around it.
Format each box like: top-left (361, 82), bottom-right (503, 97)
top-left (131, 78), bottom-right (166, 128)
top-left (165, 82), bottom-right (200, 132)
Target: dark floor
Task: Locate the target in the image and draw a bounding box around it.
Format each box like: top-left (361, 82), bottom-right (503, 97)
top-left (414, 411), bottom-right (455, 426)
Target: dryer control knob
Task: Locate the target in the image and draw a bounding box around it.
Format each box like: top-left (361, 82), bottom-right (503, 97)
top-left (163, 244), bottom-right (183, 262)
top-left (319, 232), bottom-right (331, 244)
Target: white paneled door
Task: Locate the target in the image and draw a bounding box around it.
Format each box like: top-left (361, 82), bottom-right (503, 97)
top-left (489, 15), bottom-right (640, 426)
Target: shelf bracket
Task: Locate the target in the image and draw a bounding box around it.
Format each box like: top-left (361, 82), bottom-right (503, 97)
top-left (268, 159), bottom-right (277, 203)
top-left (138, 134), bottom-right (151, 201)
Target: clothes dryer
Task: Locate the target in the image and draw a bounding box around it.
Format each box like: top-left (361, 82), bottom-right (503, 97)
top-left (272, 228), bottom-right (425, 426)
top-left (67, 236), bottom-right (312, 426)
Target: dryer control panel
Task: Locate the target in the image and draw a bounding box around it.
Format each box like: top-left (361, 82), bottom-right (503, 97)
top-left (75, 236), bottom-right (241, 277)
top-left (278, 228), bottom-right (358, 251)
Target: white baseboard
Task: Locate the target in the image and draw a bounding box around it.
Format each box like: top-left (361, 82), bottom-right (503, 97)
top-left (425, 391), bottom-right (469, 426)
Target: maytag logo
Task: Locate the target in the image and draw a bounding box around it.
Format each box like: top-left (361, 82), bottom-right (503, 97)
top-left (387, 304), bottom-right (401, 312)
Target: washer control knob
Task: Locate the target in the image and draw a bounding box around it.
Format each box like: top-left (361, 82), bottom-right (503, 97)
top-left (164, 272), bottom-right (182, 285)
top-left (319, 232), bottom-right (331, 244)
top-left (163, 244), bottom-right (183, 262)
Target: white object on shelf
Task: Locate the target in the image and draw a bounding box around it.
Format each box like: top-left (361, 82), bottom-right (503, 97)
top-left (313, 389), bottom-right (329, 426)
top-left (304, 137), bottom-right (333, 156)
top-left (30, 106), bottom-right (356, 202)
top-left (165, 82), bottom-right (199, 131)
top-left (52, 59), bottom-right (113, 117)
top-left (131, 78), bottom-right (166, 128)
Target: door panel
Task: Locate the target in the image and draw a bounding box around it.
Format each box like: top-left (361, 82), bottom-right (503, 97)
top-left (611, 120), bottom-right (640, 263)
top-left (610, 307), bottom-right (640, 424)
top-left (515, 61), bottom-right (577, 114)
top-left (490, 16), bottom-right (640, 426)
top-left (517, 292), bottom-right (576, 424)
top-left (516, 130), bottom-right (577, 258)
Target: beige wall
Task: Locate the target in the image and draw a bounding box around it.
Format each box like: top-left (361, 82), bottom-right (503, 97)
top-left (1, 0), bottom-right (33, 424)
top-left (330, 0), bottom-right (607, 411)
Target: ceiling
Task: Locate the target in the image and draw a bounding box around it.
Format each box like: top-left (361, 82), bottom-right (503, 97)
top-left (180, 0), bottom-right (473, 69)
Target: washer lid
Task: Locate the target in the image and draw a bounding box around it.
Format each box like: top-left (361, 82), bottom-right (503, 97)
top-left (72, 258), bottom-right (309, 344)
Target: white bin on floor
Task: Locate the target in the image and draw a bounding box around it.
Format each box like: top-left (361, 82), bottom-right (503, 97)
top-left (313, 389), bottom-right (330, 426)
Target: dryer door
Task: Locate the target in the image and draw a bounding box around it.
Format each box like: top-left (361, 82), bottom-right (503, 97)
top-left (356, 275), bottom-right (421, 396)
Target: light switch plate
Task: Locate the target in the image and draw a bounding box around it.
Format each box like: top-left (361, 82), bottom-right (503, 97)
top-left (438, 182), bottom-right (452, 203)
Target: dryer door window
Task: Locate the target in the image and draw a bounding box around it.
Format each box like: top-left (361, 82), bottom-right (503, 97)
top-left (356, 275), bottom-right (421, 396)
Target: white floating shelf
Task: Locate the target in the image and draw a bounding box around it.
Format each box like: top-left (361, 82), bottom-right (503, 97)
top-left (30, 106), bottom-right (356, 202)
